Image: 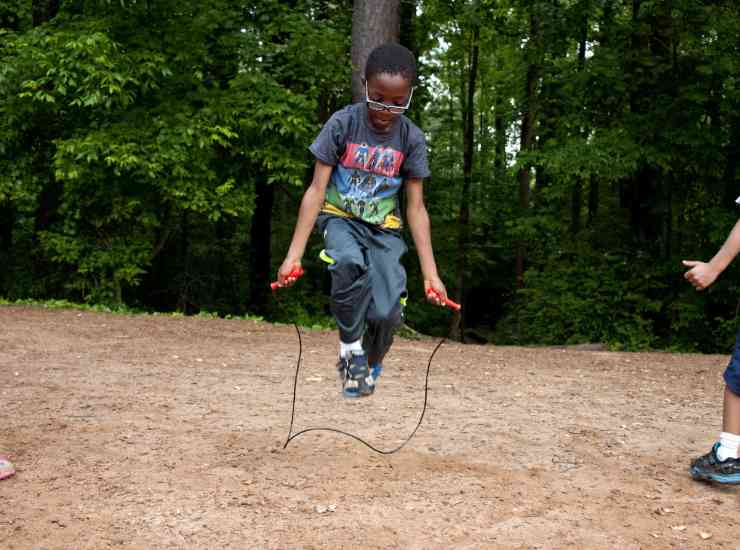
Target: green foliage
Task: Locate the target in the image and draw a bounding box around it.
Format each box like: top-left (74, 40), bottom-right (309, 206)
top-left (413, 0), bottom-right (740, 352)
top-left (0, 0), bottom-right (351, 311)
top-left (1, 0), bottom-right (739, 354)
top-left (496, 249), bottom-right (661, 350)
top-left (0, 296), bottom-right (142, 314)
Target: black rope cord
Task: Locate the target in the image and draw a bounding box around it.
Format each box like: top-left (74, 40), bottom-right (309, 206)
top-left (274, 292), bottom-right (450, 455)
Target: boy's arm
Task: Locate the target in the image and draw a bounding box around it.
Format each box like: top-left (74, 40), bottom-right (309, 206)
top-left (405, 178), bottom-right (447, 304)
top-left (277, 160), bottom-right (333, 286)
top-left (683, 218), bottom-right (740, 290)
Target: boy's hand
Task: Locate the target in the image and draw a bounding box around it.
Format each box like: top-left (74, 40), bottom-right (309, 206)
top-left (424, 276), bottom-right (448, 306)
top-left (682, 260), bottom-right (720, 291)
top-left (278, 258), bottom-right (303, 287)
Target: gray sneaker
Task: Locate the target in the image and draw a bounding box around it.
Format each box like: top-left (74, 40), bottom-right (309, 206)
top-left (690, 443), bottom-right (740, 484)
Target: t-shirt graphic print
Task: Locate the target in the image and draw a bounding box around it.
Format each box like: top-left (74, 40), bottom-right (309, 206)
top-left (326, 143), bottom-right (404, 226)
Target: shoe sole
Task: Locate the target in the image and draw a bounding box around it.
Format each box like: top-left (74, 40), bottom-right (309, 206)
top-left (690, 468), bottom-right (740, 484)
top-left (342, 376), bottom-right (375, 398)
top-left (342, 389), bottom-right (374, 398)
top-left (342, 388), bottom-right (373, 398)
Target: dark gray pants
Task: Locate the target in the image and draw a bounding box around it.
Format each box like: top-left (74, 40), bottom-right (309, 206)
top-left (317, 215), bottom-right (407, 364)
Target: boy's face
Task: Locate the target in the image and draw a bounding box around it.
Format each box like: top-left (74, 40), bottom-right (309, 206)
top-left (365, 72), bottom-right (413, 133)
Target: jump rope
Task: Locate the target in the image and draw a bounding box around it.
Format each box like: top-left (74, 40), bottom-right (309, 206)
top-left (271, 267), bottom-right (461, 455)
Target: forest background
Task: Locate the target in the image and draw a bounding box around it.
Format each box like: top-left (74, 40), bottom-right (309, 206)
top-left (1, 0), bottom-right (738, 352)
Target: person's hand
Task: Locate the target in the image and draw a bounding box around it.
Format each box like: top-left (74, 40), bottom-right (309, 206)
top-left (424, 276), bottom-right (448, 306)
top-left (278, 257), bottom-right (303, 288)
top-left (682, 260), bottom-right (720, 291)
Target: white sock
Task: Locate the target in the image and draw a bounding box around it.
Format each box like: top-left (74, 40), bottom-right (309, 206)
top-left (716, 431), bottom-right (740, 461)
top-left (340, 339), bottom-right (363, 359)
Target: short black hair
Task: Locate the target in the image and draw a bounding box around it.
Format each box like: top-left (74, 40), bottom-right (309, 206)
top-left (365, 43), bottom-right (417, 84)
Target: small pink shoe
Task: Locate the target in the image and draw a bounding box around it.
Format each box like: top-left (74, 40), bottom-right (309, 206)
top-left (0, 456), bottom-right (16, 480)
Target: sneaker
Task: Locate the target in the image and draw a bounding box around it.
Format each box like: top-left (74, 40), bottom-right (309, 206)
top-left (690, 443), bottom-right (740, 484)
top-left (370, 362), bottom-right (383, 381)
top-left (339, 352), bottom-right (374, 398)
top-left (0, 456), bottom-right (15, 481)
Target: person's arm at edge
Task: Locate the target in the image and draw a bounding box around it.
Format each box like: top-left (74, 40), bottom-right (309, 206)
top-left (405, 177), bottom-right (447, 305)
top-left (683, 218), bottom-right (740, 290)
top-left (277, 160), bottom-right (333, 286)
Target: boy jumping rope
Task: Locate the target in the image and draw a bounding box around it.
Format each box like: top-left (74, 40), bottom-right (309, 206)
top-left (276, 43), bottom-right (449, 398)
top-left (683, 206), bottom-right (740, 484)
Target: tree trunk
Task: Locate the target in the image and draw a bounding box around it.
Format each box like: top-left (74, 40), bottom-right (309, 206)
top-left (655, 0), bottom-right (674, 257)
top-left (0, 201), bottom-right (13, 295)
top-left (724, 111), bottom-right (739, 208)
top-left (450, 25), bottom-right (479, 342)
top-left (724, 33), bottom-right (740, 208)
top-left (0, 202), bottom-right (12, 254)
top-left (351, 0), bottom-right (401, 102)
top-left (248, 179), bottom-right (276, 315)
top-left (570, 181), bottom-right (582, 236)
top-left (587, 176), bottom-right (599, 226)
top-left (515, 10), bottom-right (541, 289)
top-left (625, 0), bottom-right (671, 249)
top-left (399, 0), bottom-right (417, 56)
top-left (399, 0), bottom-right (422, 123)
top-left (571, 1), bottom-right (589, 237)
top-left (494, 97), bottom-right (506, 182)
top-left (177, 210), bottom-right (193, 314)
top-left (31, 0), bottom-right (62, 239)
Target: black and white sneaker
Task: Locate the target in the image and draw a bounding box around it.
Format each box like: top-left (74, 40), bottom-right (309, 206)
top-left (690, 443), bottom-right (740, 484)
top-left (338, 352), bottom-right (374, 398)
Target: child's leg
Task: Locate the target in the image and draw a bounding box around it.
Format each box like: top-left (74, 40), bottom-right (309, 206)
top-left (722, 332), bottom-right (740, 435)
top-left (320, 216), bottom-right (377, 397)
top-left (321, 217), bottom-right (373, 345)
top-left (722, 386), bottom-right (740, 435)
top-left (715, 334), bottom-right (740, 460)
top-left (690, 332), bottom-right (740, 483)
top-left (364, 310), bottom-right (402, 366)
top-left (363, 228), bottom-right (407, 366)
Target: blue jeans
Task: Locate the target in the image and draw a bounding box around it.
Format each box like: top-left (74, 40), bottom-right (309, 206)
top-left (724, 332), bottom-right (740, 396)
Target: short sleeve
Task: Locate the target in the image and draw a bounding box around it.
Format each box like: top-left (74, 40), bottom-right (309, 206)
top-left (308, 109), bottom-right (350, 166)
top-left (401, 126), bottom-right (431, 180)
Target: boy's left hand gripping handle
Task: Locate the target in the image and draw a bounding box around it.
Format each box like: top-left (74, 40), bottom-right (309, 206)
top-left (427, 288), bottom-right (461, 311)
top-left (271, 268), bottom-right (305, 290)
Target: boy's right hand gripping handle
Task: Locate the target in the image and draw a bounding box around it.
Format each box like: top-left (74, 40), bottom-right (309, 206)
top-left (271, 267), bottom-right (305, 290)
top-left (427, 288), bottom-right (461, 311)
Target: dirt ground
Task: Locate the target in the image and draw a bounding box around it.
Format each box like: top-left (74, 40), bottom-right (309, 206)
top-left (1, 305), bottom-right (738, 549)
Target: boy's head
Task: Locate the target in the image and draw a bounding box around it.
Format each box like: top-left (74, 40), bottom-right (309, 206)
top-left (365, 43), bottom-right (417, 84)
top-left (363, 43), bottom-right (416, 133)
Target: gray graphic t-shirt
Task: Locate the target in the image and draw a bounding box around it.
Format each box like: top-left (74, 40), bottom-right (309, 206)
top-left (309, 103), bottom-right (430, 229)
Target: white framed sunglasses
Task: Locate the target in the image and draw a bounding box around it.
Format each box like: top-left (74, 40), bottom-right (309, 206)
top-left (365, 81), bottom-right (414, 114)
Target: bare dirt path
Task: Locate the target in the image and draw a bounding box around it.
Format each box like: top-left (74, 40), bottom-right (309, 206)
top-left (1, 306), bottom-right (737, 549)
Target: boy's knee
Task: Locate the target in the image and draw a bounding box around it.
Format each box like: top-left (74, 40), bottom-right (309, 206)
top-left (325, 249), bottom-right (368, 293)
top-left (330, 250), bottom-right (365, 277)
